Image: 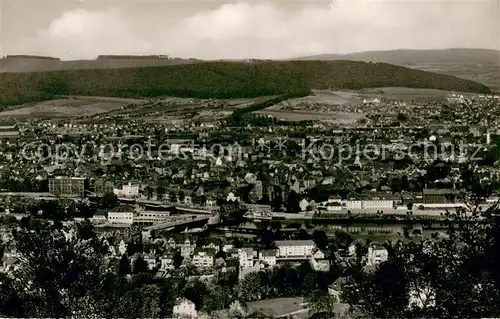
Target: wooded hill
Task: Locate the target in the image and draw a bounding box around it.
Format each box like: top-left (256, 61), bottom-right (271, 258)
top-left (0, 60), bottom-right (491, 108)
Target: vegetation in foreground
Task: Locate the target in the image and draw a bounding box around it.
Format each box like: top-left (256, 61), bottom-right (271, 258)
top-left (0, 60), bottom-right (491, 108)
top-left (339, 179), bottom-right (500, 319)
top-left (2, 179), bottom-right (500, 318)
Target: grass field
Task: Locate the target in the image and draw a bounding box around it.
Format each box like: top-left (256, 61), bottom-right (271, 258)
top-left (255, 86), bottom-right (461, 123)
top-left (247, 297), bottom-right (306, 317)
top-left (0, 96), bottom-right (143, 118)
top-left (407, 62), bottom-right (500, 92)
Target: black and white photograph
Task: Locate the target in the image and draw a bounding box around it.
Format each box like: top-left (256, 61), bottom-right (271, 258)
top-left (0, 0), bottom-right (499, 318)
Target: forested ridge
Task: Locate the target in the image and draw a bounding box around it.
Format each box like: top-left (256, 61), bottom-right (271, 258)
top-left (0, 60), bottom-right (491, 108)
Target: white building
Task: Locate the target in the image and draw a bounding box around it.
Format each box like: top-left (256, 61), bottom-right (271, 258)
top-left (173, 298), bottom-right (197, 318)
top-left (192, 250), bottom-right (215, 268)
top-left (113, 182), bottom-right (139, 198)
top-left (180, 239), bottom-right (195, 258)
top-left (107, 211), bottom-right (134, 224)
top-left (259, 249), bottom-right (278, 267)
top-left (275, 240), bottom-right (315, 258)
top-left (362, 200), bottom-right (394, 210)
top-left (299, 199), bottom-right (309, 212)
top-left (227, 192), bottom-right (239, 202)
top-left (160, 257), bottom-right (175, 271)
top-left (238, 248), bottom-right (257, 269)
top-left (326, 202), bottom-right (343, 211)
top-left (366, 244), bottom-right (389, 266)
top-left (346, 200), bottom-right (362, 210)
top-left (222, 244), bottom-right (234, 253)
top-left (118, 240), bottom-right (127, 255)
top-left (347, 243), bottom-right (357, 257)
top-left (202, 242), bottom-right (220, 253)
top-left (134, 211), bottom-right (170, 225)
top-left (144, 255), bottom-right (157, 270)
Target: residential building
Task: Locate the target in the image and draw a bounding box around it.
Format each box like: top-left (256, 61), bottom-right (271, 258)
top-left (366, 244), bottom-right (388, 266)
top-left (422, 189), bottom-right (461, 204)
top-left (259, 249), bottom-right (278, 267)
top-left (0, 125), bottom-right (20, 138)
top-left (328, 277), bottom-right (349, 303)
top-left (173, 298), bottom-right (197, 318)
top-left (107, 205), bottom-right (135, 224)
top-left (238, 248), bottom-right (257, 269)
top-left (107, 211), bottom-right (134, 224)
top-left (275, 240), bottom-right (316, 259)
top-left (49, 176), bottom-right (87, 197)
top-left (361, 200), bottom-right (394, 210)
top-left (94, 180), bottom-right (114, 195)
top-left (347, 243), bottom-right (357, 257)
top-left (118, 240), bottom-right (127, 255)
top-left (345, 200), bottom-right (362, 210)
top-left (180, 239), bottom-right (195, 258)
top-left (192, 249), bottom-right (215, 268)
top-left (160, 257), bottom-right (175, 271)
top-left (114, 182), bottom-right (140, 198)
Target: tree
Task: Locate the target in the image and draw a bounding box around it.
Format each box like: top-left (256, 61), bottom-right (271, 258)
top-left (286, 190), bottom-right (300, 214)
top-left (296, 228), bottom-right (310, 240)
top-left (237, 272), bottom-right (264, 302)
top-left (183, 279), bottom-right (208, 310)
top-left (271, 190), bottom-right (283, 211)
top-left (313, 230), bottom-right (329, 250)
top-left (169, 191), bottom-right (177, 203)
top-left (3, 220), bottom-right (113, 317)
top-left (101, 192), bottom-right (118, 209)
top-left (270, 266), bottom-right (300, 297)
top-left (115, 284), bottom-right (162, 319)
top-left (202, 285), bottom-right (233, 314)
top-left (305, 289), bottom-right (338, 318)
top-left (397, 112), bottom-right (408, 122)
top-left (220, 202), bottom-right (247, 226)
top-left (157, 185), bottom-right (166, 200)
top-left (173, 251), bottom-right (184, 269)
top-left (143, 186), bottom-right (154, 200)
top-left (302, 272), bottom-right (317, 295)
top-left (133, 255), bottom-right (149, 274)
top-left (179, 191), bottom-right (186, 203)
top-left (118, 254), bottom-right (131, 276)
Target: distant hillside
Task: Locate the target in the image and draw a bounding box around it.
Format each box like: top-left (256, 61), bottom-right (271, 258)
top-left (0, 55), bottom-right (202, 73)
top-left (297, 49), bottom-right (500, 64)
top-left (0, 60), bottom-right (490, 108)
top-left (5, 55), bottom-right (60, 61)
top-left (296, 49), bottom-right (500, 91)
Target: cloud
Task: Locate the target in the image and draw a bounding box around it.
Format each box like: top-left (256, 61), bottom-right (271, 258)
top-left (20, 8), bottom-right (151, 60)
top-left (16, 0), bottom-right (500, 60)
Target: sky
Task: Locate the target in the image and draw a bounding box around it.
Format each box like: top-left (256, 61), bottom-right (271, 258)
top-left (1, 0), bottom-right (499, 60)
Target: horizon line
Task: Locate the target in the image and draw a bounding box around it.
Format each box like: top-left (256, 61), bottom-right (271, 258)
top-left (2, 47), bottom-right (499, 62)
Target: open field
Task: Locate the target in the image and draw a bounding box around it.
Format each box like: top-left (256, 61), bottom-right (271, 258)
top-left (93, 95), bottom-right (280, 123)
top-left (407, 62), bottom-right (500, 92)
top-left (255, 86), bottom-right (463, 123)
top-left (0, 96), bottom-right (143, 118)
top-left (355, 87), bottom-right (475, 101)
top-left (247, 297), bottom-right (306, 317)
